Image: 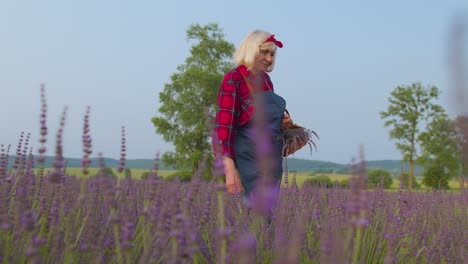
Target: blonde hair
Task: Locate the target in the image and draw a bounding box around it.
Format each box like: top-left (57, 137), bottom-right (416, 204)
top-left (233, 30), bottom-right (277, 72)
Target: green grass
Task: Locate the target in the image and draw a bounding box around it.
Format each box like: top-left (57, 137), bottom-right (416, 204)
top-left (35, 168), bottom-right (175, 179)
top-left (284, 173), bottom-right (350, 187)
top-left (285, 172), bottom-right (462, 190)
top-left (37, 168), bottom-right (463, 190)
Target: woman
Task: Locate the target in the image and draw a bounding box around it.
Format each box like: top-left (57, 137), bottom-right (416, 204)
top-left (214, 30), bottom-right (286, 201)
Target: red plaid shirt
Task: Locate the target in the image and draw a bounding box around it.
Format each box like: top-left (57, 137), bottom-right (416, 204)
top-left (214, 65), bottom-right (274, 159)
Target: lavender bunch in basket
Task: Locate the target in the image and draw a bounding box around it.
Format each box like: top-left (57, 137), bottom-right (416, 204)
top-left (281, 109), bottom-right (319, 157)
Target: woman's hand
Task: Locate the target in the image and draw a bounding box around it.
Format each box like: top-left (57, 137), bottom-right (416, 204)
top-left (281, 112), bottom-right (293, 131)
top-left (223, 156), bottom-right (243, 194)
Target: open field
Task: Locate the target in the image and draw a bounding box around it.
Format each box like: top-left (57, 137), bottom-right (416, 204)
top-left (2, 167), bottom-right (467, 263)
top-left (288, 172), bottom-right (463, 190)
top-left (35, 167), bottom-right (175, 179)
top-left (37, 168), bottom-right (464, 190)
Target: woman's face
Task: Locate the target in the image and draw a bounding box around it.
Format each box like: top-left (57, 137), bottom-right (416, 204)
top-left (252, 49), bottom-right (275, 74)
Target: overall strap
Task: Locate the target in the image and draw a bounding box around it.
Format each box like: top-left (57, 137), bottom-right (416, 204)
top-left (239, 72), bottom-right (255, 95)
top-left (240, 71), bottom-right (274, 94)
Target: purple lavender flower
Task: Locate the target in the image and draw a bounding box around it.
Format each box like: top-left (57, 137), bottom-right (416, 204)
top-left (81, 106), bottom-right (93, 175)
top-left (12, 131), bottom-right (24, 170)
top-left (0, 144), bottom-right (10, 179)
top-left (37, 84), bottom-right (48, 164)
top-left (117, 126), bottom-right (126, 173)
top-left (50, 107), bottom-right (67, 183)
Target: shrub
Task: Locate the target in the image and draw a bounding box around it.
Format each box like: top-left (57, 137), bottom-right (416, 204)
top-left (340, 178), bottom-right (350, 188)
top-left (166, 170), bottom-right (192, 182)
top-left (140, 171), bottom-right (164, 180)
top-left (141, 171), bottom-right (150, 179)
top-left (314, 168), bottom-right (333, 174)
top-left (422, 164), bottom-right (450, 189)
top-left (303, 175), bottom-right (333, 188)
top-left (123, 168), bottom-right (132, 177)
top-left (335, 168), bottom-right (351, 174)
top-left (367, 168), bottom-right (393, 189)
top-left (200, 167), bottom-right (214, 181)
top-left (92, 167), bottom-right (117, 178)
top-left (399, 172), bottom-right (421, 189)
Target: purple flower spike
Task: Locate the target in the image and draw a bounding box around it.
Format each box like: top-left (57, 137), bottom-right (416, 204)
top-left (49, 107), bottom-right (67, 183)
top-left (249, 178), bottom-right (279, 216)
top-left (117, 126), bottom-right (126, 173)
top-left (81, 106), bottom-right (93, 175)
top-left (37, 84), bottom-right (48, 164)
top-left (0, 144), bottom-right (10, 178)
top-left (230, 232), bottom-right (257, 263)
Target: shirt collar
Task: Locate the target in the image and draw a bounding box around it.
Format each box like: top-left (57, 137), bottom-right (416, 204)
top-left (237, 65), bottom-right (249, 77)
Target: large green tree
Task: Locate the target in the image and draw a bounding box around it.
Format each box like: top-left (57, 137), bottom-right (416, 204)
top-left (380, 83), bottom-right (445, 190)
top-left (152, 23), bottom-right (234, 173)
top-left (419, 116), bottom-right (460, 189)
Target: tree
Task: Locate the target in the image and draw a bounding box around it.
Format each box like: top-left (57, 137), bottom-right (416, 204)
top-left (380, 83), bottom-right (445, 190)
top-left (419, 116), bottom-right (460, 189)
top-left (367, 168), bottom-right (393, 189)
top-left (399, 172), bottom-right (421, 189)
top-left (151, 23), bottom-right (235, 173)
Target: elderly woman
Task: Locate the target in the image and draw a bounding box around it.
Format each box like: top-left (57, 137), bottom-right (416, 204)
top-left (214, 30), bottom-right (286, 201)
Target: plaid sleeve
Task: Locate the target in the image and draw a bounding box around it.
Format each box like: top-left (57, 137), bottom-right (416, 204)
top-left (214, 72), bottom-right (239, 159)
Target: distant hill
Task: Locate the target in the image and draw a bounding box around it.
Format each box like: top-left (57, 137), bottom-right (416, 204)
top-left (285, 158), bottom-right (422, 175)
top-left (5, 156), bottom-right (423, 175)
top-left (284, 158), bottom-right (346, 172)
top-left (6, 156), bottom-right (173, 170)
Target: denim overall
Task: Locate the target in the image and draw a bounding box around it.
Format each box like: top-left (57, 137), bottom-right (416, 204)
top-left (234, 90), bottom-right (286, 198)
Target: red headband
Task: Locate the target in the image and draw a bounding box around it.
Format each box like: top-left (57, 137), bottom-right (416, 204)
top-left (263, 34), bottom-right (283, 48)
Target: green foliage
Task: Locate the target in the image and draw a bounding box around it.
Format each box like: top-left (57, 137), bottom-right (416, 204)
top-left (380, 82), bottom-right (445, 189)
top-left (151, 23), bottom-right (235, 172)
top-left (422, 164), bottom-right (450, 189)
top-left (335, 168), bottom-right (351, 174)
top-left (166, 170), bottom-right (193, 182)
top-left (141, 171), bottom-right (150, 179)
top-left (285, 158), bottom-right (346, 172)
top-left (200, 168), bottom-right (214, 181)
top-left (399, 173), bottom-right (421, 189)
top-left (367, 168), bottom-right (393, 189)
top-left (123, 168), bottom-right (132, 178)
top-left (340, 178), bottom-right (350, 188)
top-left (419, 116), bottom-right (460, 189)
top-left (303, 175), bottom-right (333, 188)
top-left (314, 168), bottom-right (334, 174)
top-left (93, 167), bottom-right (117, 178)
top-left (140, 171), bottom-right (164, 180)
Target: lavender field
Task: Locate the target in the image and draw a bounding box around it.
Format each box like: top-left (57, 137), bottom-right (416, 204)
top-left (0, 151), bottom-right (467, 263)
top-left (0, 88), bottom-right (467, 264)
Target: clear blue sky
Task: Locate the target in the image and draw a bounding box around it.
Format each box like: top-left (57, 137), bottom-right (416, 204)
top-left (0, 0), bottom-right (467, 164)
